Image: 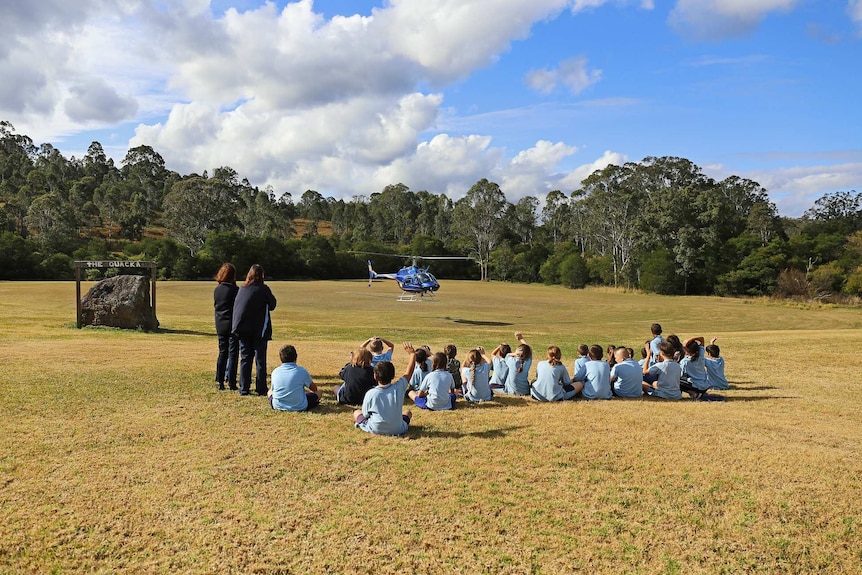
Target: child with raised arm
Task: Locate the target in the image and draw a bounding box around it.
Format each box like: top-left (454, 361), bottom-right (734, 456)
top-left (407, 347), bottom-right (432, 393)
top-left (610, 347), bottom-right (643, 398)
top-left (642, 341), bottom-right (682, 400)
top-left (705, 337), bottom-right (729, 390)
top-left (489, 342), bottom-right (512, 390)
top-left (503, 332), bottom-right (533, 396)
top-left (268, 345), bottom-right (322, 411)
top-left (579, 344), bottom-right (612, 400)
top-left (334, 348), bottom-right (375, 406)
top-left (361, 336), bottom-right (395, 367)
top-left (409, 352), bottom-right (457, 410)
top-left (531, 345), bottom-right (582, 401)
top-left (354, 343), bottom-right (417, 436)
top-left (462, 347), bottom-right (493, 403)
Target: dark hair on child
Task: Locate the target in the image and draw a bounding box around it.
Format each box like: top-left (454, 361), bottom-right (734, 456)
top-left (444, 344), bottom-right (457, 359)
top-left (578, 344), bottom-right (589, 356)
top-left (706, 344), bottom-right (721, 357)
top-left (627, 347), bottom-right (635, 359)
top-left (414, 348), bottom-right (430, 372)
top-left (651, 323), bottom-right (662, 335)
top-left (640, 345), bottom-right (648, 359)
top-left (369, 338), bottom-right (384, 353)
top-left (684, 339), bottom-right (701, 362)
top-left (588, 345), bottom-right (603, 361)
top-left (658, 341), bottom-right (675, 358)
top-left (546, 345), bottom-right (562, 366)
top-left (516, 344), bottom-right (532, 373)
top-left (432, 352), bottom-right (448, 371)
top-left (279, 344), bottom-right (297, 364)
top-left (497, 343), bottom-right (512, 357)
top-left (666, 335), bottom-right (683, 360)
top-left (374, 361), bottom-right (395, 384)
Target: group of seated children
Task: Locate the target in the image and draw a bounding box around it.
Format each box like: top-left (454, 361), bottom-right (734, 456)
top-left (266, 324), bottom-right (729, 437)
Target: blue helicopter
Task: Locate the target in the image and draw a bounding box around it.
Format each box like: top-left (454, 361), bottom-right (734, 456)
top-left (364, 255), bottom-right (470, 301)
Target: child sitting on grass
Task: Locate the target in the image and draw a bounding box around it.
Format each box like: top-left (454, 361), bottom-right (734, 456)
top-left (489, 342), bottom-right (511, 390)
top-left (445, 344), bottom-right (463, 394)
top-left (407, 347), bottom-right (432, 393)
top-left (530, 345), bottom-right (581, 401)
top-left (579, 344), bottom-right (612, 400)
top-left (705, 337), bottom-right (729, 390)
top-left (354, 343), bottom-right (417, 436)
top-left (362, 336), bottom-right (395, 367)
top-left (462, 347), bottom-right (493, 403)
top-left (679, 336), bottom-right (709, 399)
top-left (268, 344), bottom-right (322, 411)
top-left (409, 352), bottom-right (457, 410)
top-left (642, 341), bottom-right (682, 400)
top-left (503, 332), bottom-right (532, 396)
top-left (334, 348), bottom-right (375, 406)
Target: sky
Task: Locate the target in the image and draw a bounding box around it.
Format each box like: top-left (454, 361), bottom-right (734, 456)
top-left (2, 0), bottom-right (861, 217)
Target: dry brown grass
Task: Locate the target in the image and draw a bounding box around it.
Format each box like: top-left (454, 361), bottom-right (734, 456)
top-left (1, 280), bottom-right (861, 574)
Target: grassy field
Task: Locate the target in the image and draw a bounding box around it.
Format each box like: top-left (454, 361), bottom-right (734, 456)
top-left (1, 279), bottom-right (861, 574)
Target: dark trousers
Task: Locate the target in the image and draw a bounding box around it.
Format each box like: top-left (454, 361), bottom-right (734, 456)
top-left (238, 335), bottom-right (268, 394)
top-left (216, 334), bottom-right (238, 388)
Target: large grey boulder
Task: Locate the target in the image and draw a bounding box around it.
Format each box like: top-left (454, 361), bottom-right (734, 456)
top-left (80, 275), bottom-right (159, 330)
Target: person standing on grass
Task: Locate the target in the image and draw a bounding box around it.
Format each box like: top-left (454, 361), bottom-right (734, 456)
top-left (354, 343), bottom-right (417, 436)
top-left (213, 263), bottom-right (239, 391)
top-left (642, 341), bottom-right (682, 400)
top-left (334, 348), bottom-right (375, 406)
top-left (268, 345), bottom-right (321, 411)
top-left (579, 344), bottom-right (612, 400)
top-left (461, 347), bottom-right (493, 403)
top-left (361, 336), bottom-right (395, 367)
top-left (232, 264), bottom-right (277, 396)
top-left (610, 347), bottom-right (644, 398)
top-left (503, 332), bottom-right (532, 396)
top-left (489, 342), bottom-right (511, 390)
top-left (409, 352), bottom-right (457, 410)
top-left (530, 345), bottom-right (581, 401)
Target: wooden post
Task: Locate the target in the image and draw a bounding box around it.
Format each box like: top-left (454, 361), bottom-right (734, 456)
top-left (75, 265), bottom-right (82, 329)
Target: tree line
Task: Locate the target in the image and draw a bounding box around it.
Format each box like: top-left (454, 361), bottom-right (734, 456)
top-left (2, 120), bottom-right (861, 301)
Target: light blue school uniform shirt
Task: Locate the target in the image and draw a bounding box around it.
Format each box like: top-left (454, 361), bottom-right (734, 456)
top-left (370, 349), bottom-right (393, 367)
top-left (504, 355), bottom-right (532, 395)
top-left (582, 360), bottom-right (612, 399)
top-left (648, 360), bottom-right (682, 400)
top-left (680, 345), bottom-right (708, 391)
top-left (358, 376), bottom-right (409, 436)
top-left (573, 355), bottom-right (589, 382)
top-left (531, 361), bottom-right (573, 401)
top-left (649, 335), bottom-right (664, 366)
top-left (491, 356), bottom-right (509, 386)
top-left (610, 359), bottom-right (643, 398)
top-left (705, 356), bottom-right (728, 390)
top-left (420, 369), bottom-right (455, 410)
top-left (408, 359), bottom-right (433, 390)
top-left (463, 362), bottom-right (492, 402)
top-left (270, 362), bottom-right (313, 411)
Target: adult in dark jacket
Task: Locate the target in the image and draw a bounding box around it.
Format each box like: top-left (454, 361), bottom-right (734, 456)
top-left (232, 264), bottom-right (277, 396)
top-left (213, 263), bottom-right (239, 391)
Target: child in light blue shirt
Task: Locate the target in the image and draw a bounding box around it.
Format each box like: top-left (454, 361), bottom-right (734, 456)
top-left (679, 336), bottom-right (709, 398)
top-left (579, 344), bottom-right (612, 400)
top-left (573, 344), bottom-right (589, 382)
top-left (531, 346), bottom-right (581, 401)
top-left (610, 348), bottom-right (643, 398)
top-left (705, 338), bottom-right (729, 390)
top-left (462, 347), bottom-right (493, 402)
top-left (354, 343), bottom-right (417, 436)
top-left (503, 333), bottom-right (532, 396)
top-left (268, 345), bottom-right (321, 411)
top-left (409, 352), bottom-right (457, 410)
top-left (489, 343), bottom-right (511, 389)
top-left (362, 336), bottom-right (395, 367)
top-left (642, 341), bottom-right (682, 400)
top-left (648, 323), bottom-right (664, 367)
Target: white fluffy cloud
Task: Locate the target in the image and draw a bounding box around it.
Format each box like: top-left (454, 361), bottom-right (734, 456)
top-left (850, 0), bottom-right (862, 29)
top-left (526, 57), bottom-right (602, 95)
top-left (669, 0), bottom-right (798, 40)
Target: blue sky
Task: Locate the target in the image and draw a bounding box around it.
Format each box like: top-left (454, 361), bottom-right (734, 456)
top-left (2, 0), bottom-right (861, 216)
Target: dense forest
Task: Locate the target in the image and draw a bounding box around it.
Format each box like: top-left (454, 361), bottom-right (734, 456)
top-left (2, 120), bottom-right (861, 300)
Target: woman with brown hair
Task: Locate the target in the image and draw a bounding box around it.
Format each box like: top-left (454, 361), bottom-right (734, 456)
top-left (213, 263), bottom-right (239, 391)
top-left (231, 264), bottom-right (277, 396)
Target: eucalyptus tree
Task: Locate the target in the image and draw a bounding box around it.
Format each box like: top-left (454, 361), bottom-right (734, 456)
top-left (163, 175), bottom-right (240, 255)
top-left (453, 178), bottom-right (508, 281)
top-left (511, 196), bottom-right (539, 247)
top-left (541, 190), bottom-right (568, 246)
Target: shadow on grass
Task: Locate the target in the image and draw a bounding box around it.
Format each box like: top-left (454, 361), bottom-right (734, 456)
top-left (730, 385), bottom-right (777, 391)
top-left (156, 327), bottom-right (213, 336)
top-left (722, 395), bottom-right (799, 402)
top-left (406, 424), bottom-right (526, 440)
top-left (444, 316), bottom-right (513, 327)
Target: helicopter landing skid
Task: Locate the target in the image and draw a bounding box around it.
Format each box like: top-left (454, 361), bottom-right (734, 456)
top-left (397, 291), bottom-right (434, 302)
